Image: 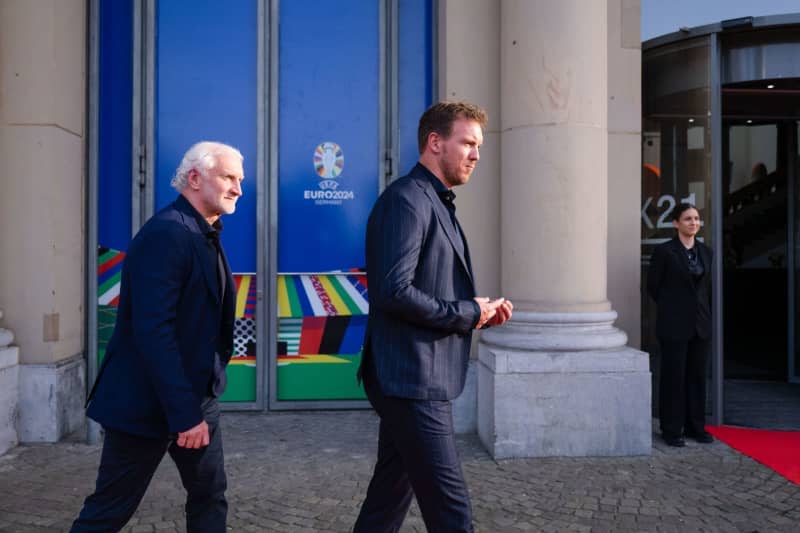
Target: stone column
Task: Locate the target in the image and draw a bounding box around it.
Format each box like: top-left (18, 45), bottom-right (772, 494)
top-left (477, 0), bottom-right (650, 457)
top-left (0, 0), bottom-right (86, 442)
top-left (438, 0), bottom-right (502, 434)
top-left (0, 309), bottom-right (19, 455)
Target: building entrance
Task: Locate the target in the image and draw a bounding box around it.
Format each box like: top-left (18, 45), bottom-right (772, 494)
top-left (721, 80), bottom-right (800, 427)
top-left (642, 19), bottom-right (800, 429)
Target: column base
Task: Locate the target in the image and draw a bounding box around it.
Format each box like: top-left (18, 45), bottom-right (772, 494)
top-left (477, 311), bottom-right (651, 458)
top-left (0, 345), bottom-right (19, 455)
top-left (18, 354), bottom-right (85, 442)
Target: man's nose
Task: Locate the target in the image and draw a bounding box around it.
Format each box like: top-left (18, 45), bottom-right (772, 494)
top-left (471, 147), bottom-right (480, 161)
top-left (232, 180), bottom-right (242, 197)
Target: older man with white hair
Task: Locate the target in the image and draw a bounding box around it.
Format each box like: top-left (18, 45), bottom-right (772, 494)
top-left (71, 142), bottom-right (244, 533)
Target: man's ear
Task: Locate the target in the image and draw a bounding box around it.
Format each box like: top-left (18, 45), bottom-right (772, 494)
top-left (187, 168), bottom-right (201, 190)
top-left (427, 132), bottom-right (442, 155)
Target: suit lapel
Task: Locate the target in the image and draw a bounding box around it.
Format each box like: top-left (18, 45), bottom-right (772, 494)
top-left (697, 241), bottom-right (712, 283)
top-left (191, 234), bottom-right (221, 305)
top-left (455, 217), bottom-right (476, 281)
top-left (175, 197), bottom-right (223, 305)
top-left (420, 180), bottom-right (474, 285)
top-left (698, 241), bottom-right (710, 267)
top-left (219, 244), bottom-right (235, 317)
top-left (668, 238), bottom-right (693, 283)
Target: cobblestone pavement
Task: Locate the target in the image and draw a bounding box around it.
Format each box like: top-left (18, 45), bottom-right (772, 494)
top-left (0, 411), bottom-right (798, 532)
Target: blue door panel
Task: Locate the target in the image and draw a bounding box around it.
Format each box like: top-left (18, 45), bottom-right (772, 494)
top-left (277, 0), bottom-right (380, 273)
top-left (155, 0), bottom-right (258, 272)
top-left (98, 0), bottom-right (133, 251)
top-left (398, 0), bottom-right (434, 174)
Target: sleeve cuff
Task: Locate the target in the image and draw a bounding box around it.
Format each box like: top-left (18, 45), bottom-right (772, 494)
top-left (470, 299), bottom-right (482, 330)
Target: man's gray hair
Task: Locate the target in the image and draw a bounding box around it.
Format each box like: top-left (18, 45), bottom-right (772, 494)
top-left (170, 141), bottom-right (243, 191)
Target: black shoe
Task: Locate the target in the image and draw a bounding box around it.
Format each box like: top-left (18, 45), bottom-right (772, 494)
top-left (663, 435), bottom-right (686, 447)
top-left (685, 431), bottom-right (714, 443)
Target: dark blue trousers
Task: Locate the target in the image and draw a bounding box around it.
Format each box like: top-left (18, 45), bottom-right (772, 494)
top-left (70, 397), bottom-right (227, 533)
top-left (354, 368), bottom-right (473, 533)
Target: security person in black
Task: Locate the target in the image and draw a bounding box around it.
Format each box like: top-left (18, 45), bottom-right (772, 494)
top-left (647, 203), bottom-right (714, 447)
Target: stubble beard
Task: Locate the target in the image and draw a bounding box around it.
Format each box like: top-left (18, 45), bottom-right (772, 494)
top-left (440, 149), bottom-right (470, 187)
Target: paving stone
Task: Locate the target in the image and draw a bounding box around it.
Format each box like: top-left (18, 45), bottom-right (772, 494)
top-left (0, 411), bottom-right (798, 532)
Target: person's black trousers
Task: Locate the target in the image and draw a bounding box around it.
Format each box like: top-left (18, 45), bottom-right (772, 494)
top-left (354, 367), bottom-right (473, 533)
top-left (70, 397), bottom-right (227, 533)
top-left (659, 336), bottom-right (710, 438)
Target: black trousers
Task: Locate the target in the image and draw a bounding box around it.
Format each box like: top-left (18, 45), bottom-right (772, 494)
top-left (659, 336), bottom-right (710, 438)
top-left (354, 367), bottom-right (473, 533)
top-left (70, 397), bottom-right (227, 533)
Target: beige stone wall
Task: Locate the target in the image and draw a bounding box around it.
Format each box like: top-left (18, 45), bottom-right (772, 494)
top-left (0, 0), bottom-right (86, 364)
top-left (607, 0), bottom-right (642, 347)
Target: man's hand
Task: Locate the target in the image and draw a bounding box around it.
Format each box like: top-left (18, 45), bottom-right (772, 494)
top-left (176, 421), bottom-right (210, 449)
top-left (474, 297), bottom-right (514, 329)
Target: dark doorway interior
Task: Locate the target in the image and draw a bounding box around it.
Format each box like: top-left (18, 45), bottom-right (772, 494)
top-left (721, 78), bottom-right (800, 427)
top-left (722, 118), bottom-right (787, 380)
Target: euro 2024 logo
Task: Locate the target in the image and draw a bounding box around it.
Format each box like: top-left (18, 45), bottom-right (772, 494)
top-left (306, 142), bottom-right (355, 205)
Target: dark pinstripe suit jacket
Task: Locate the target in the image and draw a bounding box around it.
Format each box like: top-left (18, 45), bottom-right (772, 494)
top-left (361, 163), bottom-right (481, 400)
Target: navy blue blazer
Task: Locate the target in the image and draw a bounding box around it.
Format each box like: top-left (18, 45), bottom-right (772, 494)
top-left (647, 237), bottom-right (713, 341)
top-left (362, 163), bottom-right (481, 400)
top-left (87, 195), bottom-right (235, 438)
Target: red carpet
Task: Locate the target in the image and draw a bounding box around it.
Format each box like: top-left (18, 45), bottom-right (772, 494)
top-left (706, 425), bottom-right (800, 484)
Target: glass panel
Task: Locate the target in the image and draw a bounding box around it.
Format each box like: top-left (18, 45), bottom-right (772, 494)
top-left (398, 0), bottom-right (434, 175)
top-left (96, 0), bottom-right (133, 367)
top-left (795, 120), bottom-right (800, 382)
top-left (155, 1), bottom-right (259, 402)
top-left (276, 1), bottom-right (381, 401)
top-left (719, 76), bottom-right (800, 426)
top-left (722, 122), bottom-right (786, 381)
top-left (641, 38), bottom-right (712, 395)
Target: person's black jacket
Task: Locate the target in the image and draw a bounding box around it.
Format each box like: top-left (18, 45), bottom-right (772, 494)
top-left (647, 237), bottom-right (712, 341)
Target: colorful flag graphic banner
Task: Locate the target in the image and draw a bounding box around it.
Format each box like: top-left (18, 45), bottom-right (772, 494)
top-left (276, 273), bottom-right (369, 401)
top-left (97, 247), bottom-right (125, 307)
top-left (278, 274), bottom-right (368, 317)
